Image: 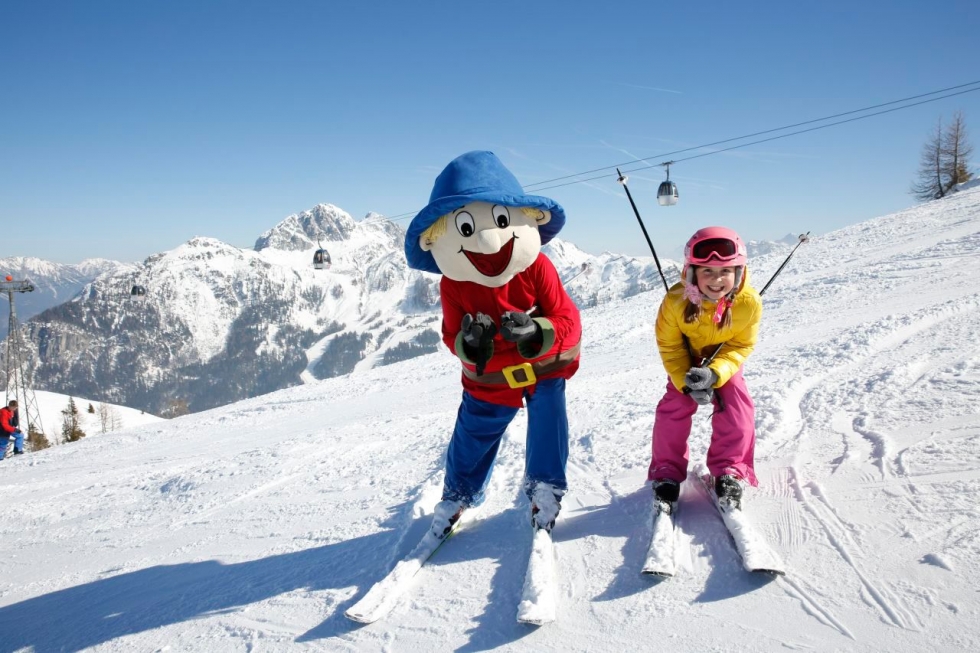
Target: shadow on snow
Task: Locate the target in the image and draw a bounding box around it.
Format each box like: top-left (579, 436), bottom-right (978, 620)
top-left (0, 501), bottom-right (415, 652)
top-left (577, 484), bottom-right (778, 604)
top-left (0, 483), bottom-right (777, 652)
top-left (0, 499), bottom-right (542, 652)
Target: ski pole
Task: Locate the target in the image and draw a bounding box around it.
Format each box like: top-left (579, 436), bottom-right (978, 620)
top-left (699, 232), bottom-right (811, 368)
top-left (757, 231), bottom-right (811, 297)
top-left (617, 170), bottom-right (670, 294)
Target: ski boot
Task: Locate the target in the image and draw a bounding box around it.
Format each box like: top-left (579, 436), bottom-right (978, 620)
top-left (529, 482), bottom-right (564, 533)
top-left (429, 499), bottom-right (465, 540)
top-left (652, 479), bottom-right (680, 516)
top-left (714, 474), bottom-right (745, 511)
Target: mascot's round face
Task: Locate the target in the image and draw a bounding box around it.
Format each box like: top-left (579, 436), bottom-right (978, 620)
top-left (420, 201), bottom-right (551, 287)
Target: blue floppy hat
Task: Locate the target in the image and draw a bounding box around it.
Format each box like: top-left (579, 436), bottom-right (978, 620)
top-left (405, 151), bottom-right (566, 274)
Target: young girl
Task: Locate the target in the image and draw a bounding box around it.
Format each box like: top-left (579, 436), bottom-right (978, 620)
top-left (647, 226), bottom-right (762, 511)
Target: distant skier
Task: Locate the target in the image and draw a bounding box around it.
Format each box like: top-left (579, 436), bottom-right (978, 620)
top-left (648, 226), bottom-right (762, 512)
top-left (1, 399), bottom-right (25, 459)
top-left (405, 151), bottom-right (582, 536)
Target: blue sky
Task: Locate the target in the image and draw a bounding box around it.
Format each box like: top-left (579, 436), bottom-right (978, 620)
top-left (2, 0), bottom-right (979, 264)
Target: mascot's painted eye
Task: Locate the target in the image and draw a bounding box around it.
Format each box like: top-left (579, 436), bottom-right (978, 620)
top-left (455, 211), bottom-right (475, 237)
top-left (492, 205), bottom-right (510, 229)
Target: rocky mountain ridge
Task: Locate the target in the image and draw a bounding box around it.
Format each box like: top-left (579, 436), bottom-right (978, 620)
top-left (0, 257), bottom-right (131, 339)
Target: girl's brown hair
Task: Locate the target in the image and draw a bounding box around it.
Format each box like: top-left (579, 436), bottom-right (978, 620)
top-left (684, 266), bottom-right (734, 329)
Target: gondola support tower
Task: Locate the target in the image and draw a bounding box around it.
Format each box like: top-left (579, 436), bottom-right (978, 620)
top-left (2, 275), bottom-right (44, 439)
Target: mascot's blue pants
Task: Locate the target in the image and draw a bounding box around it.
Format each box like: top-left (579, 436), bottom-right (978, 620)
top-left (442, 378), bottom-right (568, 506)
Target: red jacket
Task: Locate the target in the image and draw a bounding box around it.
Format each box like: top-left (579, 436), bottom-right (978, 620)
top-left (1, 407), bottom-right (18, 435)
top-left (440, 253), bottom-right (582, 407)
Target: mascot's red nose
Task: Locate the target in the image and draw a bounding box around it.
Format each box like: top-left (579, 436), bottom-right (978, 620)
top-left (463, 235), bottom-right (515, 277)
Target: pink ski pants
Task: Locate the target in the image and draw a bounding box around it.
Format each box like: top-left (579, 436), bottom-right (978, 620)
top-left (647, 368), bottom-right (758, 486)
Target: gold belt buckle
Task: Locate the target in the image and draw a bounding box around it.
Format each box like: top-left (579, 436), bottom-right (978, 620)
top-left (501, 362), bottom-right (536, 389)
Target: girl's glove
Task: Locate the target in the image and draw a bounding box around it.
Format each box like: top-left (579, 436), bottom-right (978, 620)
top-left (500, 311), bottom-right (541, 343)
top-left (685, 367), bottom-right (718, 391)
top-left (689, 388), bottom-right (714, 406)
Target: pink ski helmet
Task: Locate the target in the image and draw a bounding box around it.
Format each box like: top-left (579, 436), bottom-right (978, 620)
top-left (682, 226), bottom-right (747, 294)
top-left (684, 226), bottom-right (747, 267)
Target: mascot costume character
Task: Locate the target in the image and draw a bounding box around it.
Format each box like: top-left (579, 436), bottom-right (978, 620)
top-left (405, 151), bottom-right (582, 539)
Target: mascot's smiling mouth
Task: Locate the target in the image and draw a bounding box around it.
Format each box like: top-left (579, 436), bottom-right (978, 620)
top-left (461, 234), bottom-right (516, 277)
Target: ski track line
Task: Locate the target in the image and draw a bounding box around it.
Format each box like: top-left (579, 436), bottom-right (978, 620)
top-left (163, 438), bottom-right (428, 531)
top-left (890, 467), bottom-right (980, 485)
top-left (828, 411), bottom-right (856, 476)
top-left (851, 414), bottom-right (892, 482)
top-left (892, 515), bottom-right (975, 559)
top-left (167, 468), bottom-right (313, 529)
top-left (817, 405), bottom-right (881, 486)
top-left (767, 293), bottom-right (980, 460)
top-left (803, 481), bottom-right (860, 551)
top-left (777, 575), bottom-right (855, 640)
top-left (788, 467), bottom-right (920, 631)
top-left (897, 482), bottom-right (930, 520)
top-left (766, 467), bottom-right (807, 550)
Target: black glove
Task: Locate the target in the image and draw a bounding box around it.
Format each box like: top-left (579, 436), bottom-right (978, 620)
top-left (500, 311), bottom-right (541, 344)
top-left (461, 313), bottom-right (496, 348)
top-left (461, 313), bottom-right (497, 376)
top-left (689, 388), bottom-right (714, 406)
top-left (685, 366), bottom-right (718, 391)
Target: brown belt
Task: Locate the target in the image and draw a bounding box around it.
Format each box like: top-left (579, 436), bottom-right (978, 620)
top-left (461, 341), bottom-right (581, 388)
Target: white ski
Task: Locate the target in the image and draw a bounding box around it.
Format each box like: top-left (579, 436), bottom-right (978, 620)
top-left (695, 465), bottom-right (785, 576)
top-left (344, 517), bottom-right (465, 624)
top-left (641, 502), bottom-right (676, 577)
top-left (516, 527), bottom-right (557, 625)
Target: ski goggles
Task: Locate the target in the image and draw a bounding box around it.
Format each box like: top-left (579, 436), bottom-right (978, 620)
top-left (688, 237), bottom-right (742, 264)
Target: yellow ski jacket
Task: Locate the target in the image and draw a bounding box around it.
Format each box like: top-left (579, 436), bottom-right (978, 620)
top-left (655, 269), bottom-right (762, 392)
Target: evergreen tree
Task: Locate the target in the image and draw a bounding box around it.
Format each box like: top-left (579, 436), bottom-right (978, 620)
top-left (61, 397), bottom-right (86, 443)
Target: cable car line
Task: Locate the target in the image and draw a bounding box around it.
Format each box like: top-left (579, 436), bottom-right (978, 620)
top-left (527, 85), bottom-right (980, 194)
top-left (369, 80), bottom-right (980, 223)
top-left (521, 79), bottom-right (980, 191)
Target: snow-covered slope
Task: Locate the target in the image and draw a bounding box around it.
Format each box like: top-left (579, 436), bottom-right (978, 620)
top-left (22, 390), bottom-right (164, 447)
top-left (4, 189), bottom-right (978, 651)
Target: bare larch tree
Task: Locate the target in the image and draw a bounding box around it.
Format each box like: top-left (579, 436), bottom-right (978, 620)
top-left (911, 111), bottom-right (974, 201)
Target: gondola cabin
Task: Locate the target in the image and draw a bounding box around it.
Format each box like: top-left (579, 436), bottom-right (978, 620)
top-left (313, 248), bottom-right (331, 270)
top-left (130, 284), bottom-right (147, 301)
top-left (657, 180), bottom-right (679, 206)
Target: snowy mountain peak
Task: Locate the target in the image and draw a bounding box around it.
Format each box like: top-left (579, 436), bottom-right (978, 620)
top-left (75, 258), bottom-right (132, 278)
top-left (162, 236), bottom-right (252, 264)
top-left (2, 256), bottom-right (130, 283)
top-left (254, 203), bottom-right (357, 252)
top-left (541, 237), bottom-right (591, 267)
